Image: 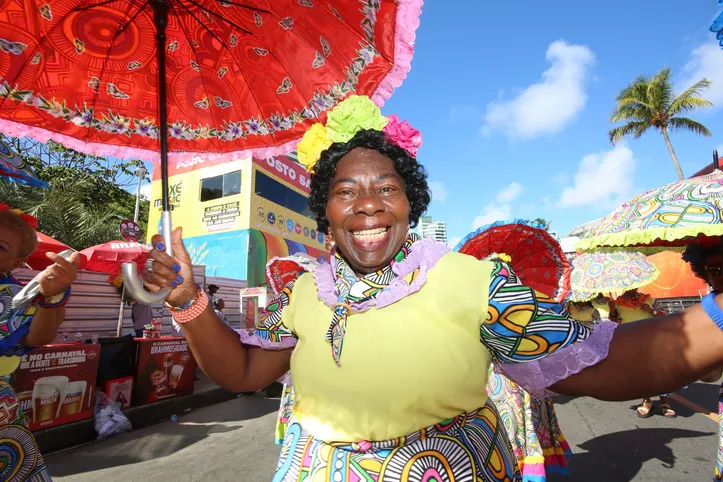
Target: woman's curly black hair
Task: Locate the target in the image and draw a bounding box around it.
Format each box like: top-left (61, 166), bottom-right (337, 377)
top-left (308, 129), bottom-right (431, 234)
top-left (682, 244), bottom-right (721, 280)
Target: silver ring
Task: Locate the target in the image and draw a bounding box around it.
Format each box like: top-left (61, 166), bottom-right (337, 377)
top-left (145, 258), bottom-right (155, 273)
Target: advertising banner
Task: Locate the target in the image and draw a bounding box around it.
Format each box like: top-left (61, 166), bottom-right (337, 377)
top-left (12, 344), bottom-right (100, 431)
top-left (134, 337), bottom-right (196, 405)
top-left (251, 196), bottom-right (325, 249)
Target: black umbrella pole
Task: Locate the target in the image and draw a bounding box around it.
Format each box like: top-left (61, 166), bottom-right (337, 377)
top-left (153, 0), bottom-right (171, 212)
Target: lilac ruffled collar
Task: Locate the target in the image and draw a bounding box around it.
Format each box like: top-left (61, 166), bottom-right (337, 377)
top-left (312, 237), bottom-right (450, 313)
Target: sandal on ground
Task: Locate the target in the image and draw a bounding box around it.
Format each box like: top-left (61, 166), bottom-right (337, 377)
top-left (660, 404), bottom-right (677, 418)
top-left (636, 401), bottom-right (654, 418)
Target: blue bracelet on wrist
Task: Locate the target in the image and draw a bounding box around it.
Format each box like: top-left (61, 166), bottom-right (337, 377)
top-left (36, 287), bottom-right (71, 308)
top-left (701, 292), bottom-right (723, 330)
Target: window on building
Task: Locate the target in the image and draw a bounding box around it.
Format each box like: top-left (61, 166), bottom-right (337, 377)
top-left (254, 171), bottom-right (312, 218)
top-left (200, 170), bottom-right (241, 202)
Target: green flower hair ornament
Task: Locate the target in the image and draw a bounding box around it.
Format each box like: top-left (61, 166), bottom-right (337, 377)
top-left (297, 95), bottom-right (422, 171)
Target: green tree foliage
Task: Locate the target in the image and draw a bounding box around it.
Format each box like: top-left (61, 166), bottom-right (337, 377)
top-left (609, 68), bottom-right (713, 180)
top-left (0, 135), bottom-right (150, 250)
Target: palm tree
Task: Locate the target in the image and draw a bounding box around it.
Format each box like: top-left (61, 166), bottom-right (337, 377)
top-left (609, 68), bottom-right (713, 180)
top-left (0, 179), bottom-right (121, 250)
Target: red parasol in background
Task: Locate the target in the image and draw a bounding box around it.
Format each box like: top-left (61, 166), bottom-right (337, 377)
top-left (26, 232), bottom-right (71, 270)
top-left (455, 220), bottom-right (571, 303)
top-left (80, 241), bottom-right (151, 275)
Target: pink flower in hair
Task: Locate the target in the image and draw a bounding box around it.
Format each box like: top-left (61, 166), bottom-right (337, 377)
top-left (382, 114), bottom-right (422, 157)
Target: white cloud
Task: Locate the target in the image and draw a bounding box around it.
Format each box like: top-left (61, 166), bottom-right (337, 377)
top-left (558, 145), bottom-right (636, 208)
top-left (428, 181), bottom-right (449, 203)
top-left (496, 182), bottom-right (523, 203)
top-left (680, 43), bottom-right (723, 105)
top-left (472, 182), bottom-right (524, 228)
top-left (482, 40), bottom-right (595, 139)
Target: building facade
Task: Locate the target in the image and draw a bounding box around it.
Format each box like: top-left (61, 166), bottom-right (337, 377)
top-left (419, 216), bottom-right (448, 244)
top-left (146, 153), bottom-right (328, 287)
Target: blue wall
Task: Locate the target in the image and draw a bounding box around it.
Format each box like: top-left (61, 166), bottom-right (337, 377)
top-left (184, 230), bottom-right (249, 280)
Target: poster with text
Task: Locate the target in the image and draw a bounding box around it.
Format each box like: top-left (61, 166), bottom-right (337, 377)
top-left (12, 344), bottom-right (100, 431)
top-left (134, 338), bottom-right (196, 405)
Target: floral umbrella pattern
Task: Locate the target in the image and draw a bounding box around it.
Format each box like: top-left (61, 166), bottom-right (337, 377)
top-left (569, 251), bottom-right (660, 302)
top-left (0, 0), bottom-right (422, 163)
top-left (576, 170), bottom-right (723, 253)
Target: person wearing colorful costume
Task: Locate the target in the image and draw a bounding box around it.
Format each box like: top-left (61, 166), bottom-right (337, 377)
top-left (0, 204), bottom-right (80, 481)
top-left (605, 289), bottom-right (677, 419)
top-left (144, 95), bottom-right (723, 481)
top-left (682, 244), bottom-right (723, 481)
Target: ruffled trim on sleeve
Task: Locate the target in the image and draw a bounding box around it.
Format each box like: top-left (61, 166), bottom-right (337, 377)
top-left (495, 319), bottom-right (618, 398)
top-left (236, 329), bottom-right (297, 350)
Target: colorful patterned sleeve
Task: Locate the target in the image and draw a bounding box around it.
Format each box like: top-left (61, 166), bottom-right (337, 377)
top-left (236, 279), bottom-right (298, 350)
top-left (482, 261), bottom-right (618, 397)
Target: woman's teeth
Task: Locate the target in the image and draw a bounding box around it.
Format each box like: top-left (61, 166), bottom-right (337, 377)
top-left (351, 227), bottom-right (389, 241)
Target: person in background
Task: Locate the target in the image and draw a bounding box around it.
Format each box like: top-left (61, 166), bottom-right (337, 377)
top-left (609, 289), bottom-right (676, 419)
top-left (683, 244), bottom-right (723, 481)
top-left (0, 204), bottom-right (80, 480)
top-left (213, 298), bottom-right (229, 326)
top-left (207, 284), bottom-right (219, 304)
top-left (131, 299), bottom-right (153, 337)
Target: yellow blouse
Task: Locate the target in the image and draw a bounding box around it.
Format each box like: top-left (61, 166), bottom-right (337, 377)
top-left (283, 253), bottom-right (493, 441)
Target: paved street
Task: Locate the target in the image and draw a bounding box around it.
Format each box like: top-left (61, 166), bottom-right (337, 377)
top-left (46, 382), bottom-right (722, 481)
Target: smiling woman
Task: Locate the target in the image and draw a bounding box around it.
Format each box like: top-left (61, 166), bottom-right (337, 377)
top-left (145, 95), bottom-right (723, 482)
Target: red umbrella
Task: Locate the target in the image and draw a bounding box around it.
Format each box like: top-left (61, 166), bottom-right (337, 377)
top-left (455, 220), bottom-right (571, 303)
top-left (26, 232), bottom-right (71, 270)
top-left (0, 0), bottom-right (422, 304)
top-left (80, 241), bottom-right (151, 275)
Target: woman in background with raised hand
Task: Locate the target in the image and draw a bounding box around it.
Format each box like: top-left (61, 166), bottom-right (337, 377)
top-left (0, 204), bottom-right (80, 481)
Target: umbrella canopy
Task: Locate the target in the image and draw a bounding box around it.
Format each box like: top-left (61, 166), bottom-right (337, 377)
top-left (455, 220), bottom-right (571, 303)
top-left (576, 170), bottom-right (723, 253)
top-left (569, 251), bottom-right (660, 302)
top-left (0, 139), bottom-right (48, 187)
top-left (266, 253), bottom-right (319, 295)
top-left (0, 0), bottom-right (421, 164)
top-left (712, 2), bottom-right (723, 48)
top-left (26, 232), bottom-right (71, 270)
top-left (80, 241), bottom-right (151, 275)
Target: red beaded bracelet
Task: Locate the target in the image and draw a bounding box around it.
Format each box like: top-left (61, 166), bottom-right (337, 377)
top-left (167, 288), bottom-right (209, 324)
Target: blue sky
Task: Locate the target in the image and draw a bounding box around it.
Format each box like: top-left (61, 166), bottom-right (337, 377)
top-left (380, 1), bottom-right (723, 247)
top-left (136, 1), bottom-right (723, 246)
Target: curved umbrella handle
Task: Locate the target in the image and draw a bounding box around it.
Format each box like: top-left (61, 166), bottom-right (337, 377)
top-left (122, 211), bottom-right (174, 305)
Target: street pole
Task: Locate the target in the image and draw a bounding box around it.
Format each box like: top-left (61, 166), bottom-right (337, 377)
top-left (133, 166), bottom-right (147, 223)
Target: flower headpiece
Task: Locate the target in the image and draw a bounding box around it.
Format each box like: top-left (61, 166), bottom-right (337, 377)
top-left (297, 95), bottom-right (422, 171)
top-left (484, 252), bottom-right (512, 263)
top-left (0, 203), bottom-right (38, 229)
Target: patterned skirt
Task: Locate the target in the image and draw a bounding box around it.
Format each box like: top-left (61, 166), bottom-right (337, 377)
top-left (273, 399), bottom-right (521, 482)
top-left (0, 381), bottom-right (53, 482)
top-left (486, 368), bottom-right (570, 482)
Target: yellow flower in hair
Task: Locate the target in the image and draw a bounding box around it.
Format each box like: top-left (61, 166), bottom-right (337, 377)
top-left (326, 95), bottom-right (388, 143)
top-left (297, 123), bottom-right (333, 172)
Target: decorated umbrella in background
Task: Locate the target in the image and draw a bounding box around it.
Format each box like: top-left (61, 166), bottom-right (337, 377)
top-left (26, 232), bottom-right (71, 270)
top-left (79, 241), bottom-right (151, 278)
top-left (0, 0), bottom-right (422, 303)
top-left (455, 220), bottom-right (571, 303)
top-left (712, 0), bottom-right (723, 48)
top-left (568, 251), bottom-right (660, 302)
top-left (0, 139), bottom-right (47, 187)
top-left (576, 170), bottom-right (723, 253)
